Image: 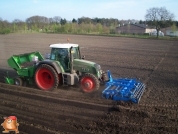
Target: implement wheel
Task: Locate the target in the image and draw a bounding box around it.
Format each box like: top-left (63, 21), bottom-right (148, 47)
top-left (80, 73), bottom-right (100, 93)
top-left (35, 64), bottom-right (59, 91)
top-left (14, 77), bottom-right (23, 86)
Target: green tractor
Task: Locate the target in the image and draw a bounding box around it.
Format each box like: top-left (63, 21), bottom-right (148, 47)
top-left (5, 43), bottom-right (109, 93)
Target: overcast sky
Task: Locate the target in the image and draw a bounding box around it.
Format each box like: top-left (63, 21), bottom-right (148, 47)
top-left (0, 0), bottom-right (177, 22)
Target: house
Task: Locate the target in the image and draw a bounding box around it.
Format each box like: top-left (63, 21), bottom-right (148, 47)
top-left (115, 24), bottom-right (155, 34)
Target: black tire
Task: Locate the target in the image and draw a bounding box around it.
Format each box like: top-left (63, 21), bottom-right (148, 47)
top-left (80, 73), bottom-right (100, 93)
top-left (23, 80), bottom-right (27, 87)
top-left (35, 64), bottom-right (59, 91)
top-left (102, 71), bottom-right (109, 82)
top-left (14, 77), bottom-right (23, 86)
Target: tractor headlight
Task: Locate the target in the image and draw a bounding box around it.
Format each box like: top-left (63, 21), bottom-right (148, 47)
top-left (94, 64), bottom-right (101, 71)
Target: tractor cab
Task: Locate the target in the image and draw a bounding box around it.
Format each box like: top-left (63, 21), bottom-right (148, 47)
top-left (49, 43), bottom-right (80, 71)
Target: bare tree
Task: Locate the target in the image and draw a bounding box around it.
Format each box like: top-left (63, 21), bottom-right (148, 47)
top-left (26, 15), bottom-right (49, 30)
top-left (145, 7), bottom-right (174, 37)
top-left (53, 16), bottom-right (61, 24)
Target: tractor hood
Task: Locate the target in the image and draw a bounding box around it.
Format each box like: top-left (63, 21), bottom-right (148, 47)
top-left (73, 59), bottom-right (95, 67)
top-left (73, 59), bottom-right (100, 75)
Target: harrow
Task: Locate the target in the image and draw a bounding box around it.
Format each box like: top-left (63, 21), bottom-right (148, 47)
top-left (102, 70), bottom-right (145, 103)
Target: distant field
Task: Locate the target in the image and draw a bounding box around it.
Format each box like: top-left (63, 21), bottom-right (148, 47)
top-left (0, 33), bottom-right (177, 134)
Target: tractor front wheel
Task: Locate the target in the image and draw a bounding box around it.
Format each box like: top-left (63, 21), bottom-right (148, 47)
top-left (80, 73), bottom-right (100, 93)
top-left (35, 64), bottom-right (59, 91)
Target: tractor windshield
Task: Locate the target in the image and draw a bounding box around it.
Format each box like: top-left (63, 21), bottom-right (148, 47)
top-left (50, 48), bottom-right (68, 61)
top-left (50, 48), bottom-right (69, 70)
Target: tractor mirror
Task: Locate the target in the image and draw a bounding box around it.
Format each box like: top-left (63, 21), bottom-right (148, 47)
top-left (44, 53), bottom-right (50, 59)
top-left (82, 55), bottom-right (85, 59)
top-left (70, 47), bottom-right (74, 53)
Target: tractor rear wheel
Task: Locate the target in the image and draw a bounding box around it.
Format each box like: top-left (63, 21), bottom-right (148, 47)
top-left (35, 64), bottom-right (59, 91)
top-left (80, 73), bottom-right (100, 93)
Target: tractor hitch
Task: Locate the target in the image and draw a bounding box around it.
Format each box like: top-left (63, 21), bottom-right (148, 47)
top-left (5, 71), bottom-right (14, 85)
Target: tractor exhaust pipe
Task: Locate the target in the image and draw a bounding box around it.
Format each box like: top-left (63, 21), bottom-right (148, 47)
top-left (70, 47), bottom-right (74, 74)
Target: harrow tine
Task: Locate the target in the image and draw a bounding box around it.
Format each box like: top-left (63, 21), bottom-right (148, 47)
top-left (132, 83), bottom-right (145, 103)
top-left (136, 84), bottom-right (145, 101)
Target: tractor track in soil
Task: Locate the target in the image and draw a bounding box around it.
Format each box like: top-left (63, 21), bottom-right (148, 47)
top-left (0, 84), bottom-right (105, 134)
top-left (0, 34), bottom-right (178, 134)
top-left (1, 82), bottom-right (177, 109)
top-left (141, 43), bottom-right (173, 101)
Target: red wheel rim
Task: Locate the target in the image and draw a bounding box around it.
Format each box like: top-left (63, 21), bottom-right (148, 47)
top-left (35, 68), bottom-right (55, 90)
top-left (81, 77), bottom-right (95, 92)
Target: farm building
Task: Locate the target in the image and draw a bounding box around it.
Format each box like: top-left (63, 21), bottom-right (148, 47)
top-left (115, 24), bottom-right (155, 34)
top-left (161, 27), bottom-right (178, 37)
top-left (150, 31), bottom-right (164, 36)
top-left (166, 30), bottom-right (178, 36)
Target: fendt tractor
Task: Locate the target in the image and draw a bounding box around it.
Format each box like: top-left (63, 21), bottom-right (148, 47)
top-left (5, 43), bottom-right (145, 103)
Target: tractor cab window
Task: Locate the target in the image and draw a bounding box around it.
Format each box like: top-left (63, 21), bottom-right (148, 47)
top-left (58, 48), bottom-right (69, 70)
top-left (50, 48), bottom-right (69, 71)
top-left (72, 47), bottom-right (79, 59)
top-left (50, 48), bottom-right (58, 60)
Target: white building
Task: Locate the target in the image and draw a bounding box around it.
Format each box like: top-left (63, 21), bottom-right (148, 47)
top-left (150, 30), bottom-right (164, 36)
top-left (166, 30), bottom-right (178, 37)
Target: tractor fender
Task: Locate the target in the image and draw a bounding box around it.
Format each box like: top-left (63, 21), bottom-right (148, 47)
top-left (36, 60), bottom-right (63, 74)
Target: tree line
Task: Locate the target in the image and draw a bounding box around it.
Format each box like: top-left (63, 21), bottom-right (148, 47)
top-left (0, 16), bottom-right (121, 34)
top-left (0, 7), bottom-right (177, 35)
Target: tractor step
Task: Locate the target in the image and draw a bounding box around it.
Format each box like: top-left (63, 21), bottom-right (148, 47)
top-left (102, 70), bottom-right (145, 103)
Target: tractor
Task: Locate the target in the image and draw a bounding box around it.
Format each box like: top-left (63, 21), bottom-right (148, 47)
top-left (5, 43), bottom-right (145, 103)
top-left (5, 43), bottom-right (108, 93)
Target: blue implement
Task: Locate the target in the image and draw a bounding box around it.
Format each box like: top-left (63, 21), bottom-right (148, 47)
top-left (102, 70), bottom-right (145, 103)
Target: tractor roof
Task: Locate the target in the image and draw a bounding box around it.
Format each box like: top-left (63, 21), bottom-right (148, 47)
top-left (50, 43), bottom-right (78, 48)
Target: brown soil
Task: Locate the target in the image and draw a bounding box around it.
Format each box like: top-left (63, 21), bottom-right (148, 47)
top-left (0, 33), bottom-right (177, 134)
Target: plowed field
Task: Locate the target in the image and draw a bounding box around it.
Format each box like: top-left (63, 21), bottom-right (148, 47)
top-left (0, 33), bottom-right (177, 134)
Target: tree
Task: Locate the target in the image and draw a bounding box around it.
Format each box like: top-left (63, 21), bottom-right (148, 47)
top-left (12, 19), bottom-right (25, 32)
top-left (78, 17), bottom-right (91, 24)
top-left (0, 19), bottom-right (11, 34)
top-left (53, 16), bottom-right (61, 24)
top-left (26, 15), bottom-right (49, 30)
top-left (171, 23), bottom-right (178, 31)
top-left (60, 18), bottom-right (67, 25)
top-left (145, 7), bottom-right (174, 38)
top-left (174, 21), bottom-right (178, 27)
top-left (72, 18), bottom-right (77, 23)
